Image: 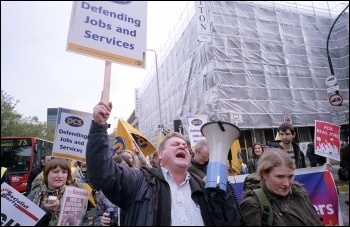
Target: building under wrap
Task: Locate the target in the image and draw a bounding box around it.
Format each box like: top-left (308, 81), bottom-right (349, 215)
top-left (133, 1), bottom-right (349, 151)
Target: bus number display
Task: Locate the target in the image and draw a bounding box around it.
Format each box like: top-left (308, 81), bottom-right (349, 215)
top-left (1, 139), bottom-right (31, 147)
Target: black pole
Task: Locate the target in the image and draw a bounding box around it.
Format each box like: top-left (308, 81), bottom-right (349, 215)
top-left (326, 4), bottom-right (349, 76)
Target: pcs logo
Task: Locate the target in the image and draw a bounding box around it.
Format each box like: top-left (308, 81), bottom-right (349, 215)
top-left (132, 135), bottom-right (148, 149)
top-left (110, 1), bottom-right (132, 4)
top-left (191, 119), bottom-right (202, 126)
top-left (65, 116), bottom-right (83, 127)
top-left (111, 137), bottom-right (126, 156)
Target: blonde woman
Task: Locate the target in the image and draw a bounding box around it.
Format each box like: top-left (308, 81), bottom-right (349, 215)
top-left (240, 148), bottom-right (323, 226)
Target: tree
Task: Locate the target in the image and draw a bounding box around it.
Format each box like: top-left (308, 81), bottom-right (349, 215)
top-left (1, 90), bottom-right (22, 137)
top-left (1, 90), bottom-right (55, 141)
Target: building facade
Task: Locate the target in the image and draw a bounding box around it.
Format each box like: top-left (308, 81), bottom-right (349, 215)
top-left (130, 1), bottom-right (349, 161)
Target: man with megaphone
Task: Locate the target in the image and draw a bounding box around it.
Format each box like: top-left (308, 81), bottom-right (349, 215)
top-left (86, 100), bottom-right (241, 226)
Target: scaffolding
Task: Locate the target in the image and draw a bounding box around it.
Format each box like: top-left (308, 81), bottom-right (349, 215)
top-left (138, 1), bottom-right (349, 144)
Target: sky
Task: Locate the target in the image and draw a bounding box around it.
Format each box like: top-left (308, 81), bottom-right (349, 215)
top-left (2, 1), bottom-right (348, 135)
top-left (1, 1), bottom-right (192, 133)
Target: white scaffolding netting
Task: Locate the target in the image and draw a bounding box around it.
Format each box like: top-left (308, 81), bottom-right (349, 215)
top-left (138, 1), bottom-right (349, 144)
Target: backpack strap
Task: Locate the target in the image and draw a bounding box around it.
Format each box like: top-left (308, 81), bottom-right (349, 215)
top-left (253, 188), bottom-right (273, 226)
top-left (189, 163), bottom-right (206, 179)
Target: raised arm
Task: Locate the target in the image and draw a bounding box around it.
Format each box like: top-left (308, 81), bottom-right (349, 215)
top-left (86, 100), bottom-right (143, 209)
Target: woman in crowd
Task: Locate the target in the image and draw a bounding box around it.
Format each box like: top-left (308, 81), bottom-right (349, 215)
top-left (247, 143), bottom-right (265, 174)
top-left (27, 158), bottom-right (87, 226)
top-left (240, 148), bottom-right (323, 226)
top-left (93, 153), bottom-right (132, 226)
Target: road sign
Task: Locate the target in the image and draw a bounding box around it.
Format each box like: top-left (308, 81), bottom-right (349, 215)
top-left (329, 94), bottom-right (343, 106)
top-left (284, 116), bottom-right (292, 124)
top-left (325, 76), bottom-right (337, 86)
top-left (327, 85), bottom-right (340, 93)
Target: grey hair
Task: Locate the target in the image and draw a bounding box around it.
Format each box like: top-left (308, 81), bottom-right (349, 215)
top-left (194, 139), bottom-right (208, 153)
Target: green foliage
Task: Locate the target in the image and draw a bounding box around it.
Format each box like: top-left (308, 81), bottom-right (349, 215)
top-left (1, 90), bottom-right (54, 141)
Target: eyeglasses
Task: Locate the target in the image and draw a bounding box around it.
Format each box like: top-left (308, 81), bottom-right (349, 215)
top-left (197, 152), bottom-right (209, 161)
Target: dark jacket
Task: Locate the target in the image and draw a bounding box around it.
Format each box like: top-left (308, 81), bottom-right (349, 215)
top-left (240, 180), bottom-right (323, 226)
top-left (267, 141), bottom-right (306, 168)
top-left (26, 165), bottom-right (44, 195)
top-left (306, 142), bottom-right (326, 167)
top-left (188, 158), bottom-right (208, 179)
top-left (340, 144), bottom-right (349, 171)
top-left (86, 121), bottom-right (241, 226)
top-left (247, 157), bottom-right (260, 174)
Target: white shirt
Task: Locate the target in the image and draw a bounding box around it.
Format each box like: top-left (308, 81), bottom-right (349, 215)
top-left (161, 167), bottom-right (205, 226)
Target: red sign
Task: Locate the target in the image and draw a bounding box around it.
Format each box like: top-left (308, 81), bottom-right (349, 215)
top-left (314, 120), bottom-right (341, 161)
top-left (329, 94), bottom-right (343, 106)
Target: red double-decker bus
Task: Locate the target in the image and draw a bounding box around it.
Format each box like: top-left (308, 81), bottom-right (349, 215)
top-left (1, 136), bottom-right (53, 195)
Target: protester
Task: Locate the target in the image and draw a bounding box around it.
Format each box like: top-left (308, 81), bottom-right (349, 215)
top-left (247, 143), bottom-right (264, 173)
top-left (31, 158), bottom-right (83, 192)
top-left (188, 139), bottom-right (209, 179)
top-left (1, 166), bottom-right (11, 184)
top-left (306, 142), bottom-right (325, 167)
top-left (26, 154), bottom-right (51, 195)
top-left (112, 150), bottom-right (136, 168)
top-left (267, 123), bottom-right (306, 168)
top-left (240, 147), bottom-right (323, 226)
top-left (340, 142), bottom-right (349, 206)
top-left (87, 100), bottom-right (241, 226)
top-left (93, 155), bottom-right (131, 226)
top-left (27, 158), bottom-right (87, 226)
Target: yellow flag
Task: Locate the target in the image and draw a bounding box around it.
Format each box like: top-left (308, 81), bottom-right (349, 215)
top-left (70, 160), bottom-right (96, 207)
top-left (156, 131), bottom-right (162, 149)
top-left (112, 119), bottom-right (155, 157)
top-left (227, 139), bottom-right (242, 176)
top-left (275, 133), bottom-right (281, 140)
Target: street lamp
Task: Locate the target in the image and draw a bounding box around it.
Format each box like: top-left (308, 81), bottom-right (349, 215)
top-left (326, 4), bottom-right (349, 77)
top-left (326, 4), bottom-right (348, 103)
top-left (147, 49), bottom-right (163, 128)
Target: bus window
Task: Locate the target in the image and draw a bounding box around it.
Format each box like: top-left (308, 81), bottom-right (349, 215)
top-left (1, 137), bottom-right (53, 194)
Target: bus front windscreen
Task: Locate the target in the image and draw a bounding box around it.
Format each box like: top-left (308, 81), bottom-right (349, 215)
top-left (1, 138), bottom-right (32, 173)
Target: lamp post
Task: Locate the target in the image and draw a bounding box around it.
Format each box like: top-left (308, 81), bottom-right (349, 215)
top-left (147, 49), bottom-right (163, 128)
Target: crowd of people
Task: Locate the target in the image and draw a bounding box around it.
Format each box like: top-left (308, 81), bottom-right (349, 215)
top-left (4, 99), bottom-right (347, 226)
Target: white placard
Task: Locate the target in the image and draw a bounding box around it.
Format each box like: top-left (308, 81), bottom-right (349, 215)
top-left (186, 115), bottom-right (208, 147)
top-left (1, 182), bottom-right (45, 226)
top-left (52, 108), bottom-right (93, 161)
top-left (67, 1), bottom-right (147, 68)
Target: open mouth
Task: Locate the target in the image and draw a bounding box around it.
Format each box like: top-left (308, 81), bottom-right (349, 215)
top-left (176, 152), bottom-right (186, 159)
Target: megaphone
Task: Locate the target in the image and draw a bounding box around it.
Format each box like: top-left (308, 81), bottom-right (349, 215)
top-left (201, 121), bottom-right (241, 191)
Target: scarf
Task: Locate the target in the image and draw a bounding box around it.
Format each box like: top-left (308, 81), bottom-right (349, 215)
top-left (32, 184), bottom-right (65, 225)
